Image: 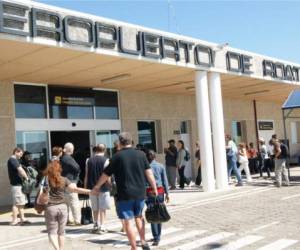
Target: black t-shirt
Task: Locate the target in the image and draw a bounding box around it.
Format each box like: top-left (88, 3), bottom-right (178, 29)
top-left (165, 146), bottom-right (177, 166)
top-left (7, 157), bottom-right (23, 186)
top-left (61, 154), bottom-right (80, 183)
top-left (104, 147), bottom-right (150, 201)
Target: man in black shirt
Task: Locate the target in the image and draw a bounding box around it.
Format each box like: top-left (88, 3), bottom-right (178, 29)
top-left (61, 142), bottom-right (81, 226)
top-left (7, 147), bottom-right (30, 225)
top-left (92, 132), bottom-right (157, 250)
top-left (164, 139), bottom-right (178, 189)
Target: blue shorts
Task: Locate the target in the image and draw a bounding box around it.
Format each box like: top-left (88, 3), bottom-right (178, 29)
top-left (117, 199), bottom-right (145, 220)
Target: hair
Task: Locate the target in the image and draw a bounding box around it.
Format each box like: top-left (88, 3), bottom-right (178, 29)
top-left (119, 132), bottom-right (133, 146)
top-left (94, 144), bottom-right (106, 153)
top-left (272, 134), bottom-right (277, 139)
top-left (225, 134), bottom-right (232, 140)
top-left (52, 146), bottom-right (63, 157)
top-left (249, 142), bottom-right (254, 147)
top-left (239, 143), bottom-right (246, 148)
top-left (178, 140), bottom-right (185, 149)
top-left (13, 147), bottom-right (23, 154)
top-left (168, 139), bottom-right (175, 144)
top-left (63, 142), bottom-right (74, 154)
top-left (44, 161), bottom-right (64, 188)
top-left (146, 150), bottom-right (156, 163)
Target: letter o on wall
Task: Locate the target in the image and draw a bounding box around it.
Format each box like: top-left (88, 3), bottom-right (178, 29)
top-left (63, 16), bottom-right (95, 46)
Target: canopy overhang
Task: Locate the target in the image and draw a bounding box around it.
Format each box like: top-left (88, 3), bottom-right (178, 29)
top-left (0, 38), bottom-right (299, 103)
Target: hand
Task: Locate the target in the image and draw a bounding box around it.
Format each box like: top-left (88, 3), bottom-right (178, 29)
top-left (165, 195), bottom-right (170, 203)
top-left (91, 187), bottom-right (99, 195)
top-left (152, 188), bottom-right (158, 197)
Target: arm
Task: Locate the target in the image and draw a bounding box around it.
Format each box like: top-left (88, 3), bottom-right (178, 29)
top-left (17, 166), bottom-right (28, 180)
top-left (91, 173), bottom-right (110, 195)
top-left (145, 168), bottom-right (158, 196)
top-left (275, 143), bottom-right (281, 158)
top-left (161, 167), bottom-right (170, 202)
top-left (67, 183), bottom-right (90, 195)
top-left (84, 163), bottom-right (88, 189)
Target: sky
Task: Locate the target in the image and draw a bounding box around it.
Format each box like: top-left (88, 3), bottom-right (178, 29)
top-left (36, 0), bottom-right (300, 63)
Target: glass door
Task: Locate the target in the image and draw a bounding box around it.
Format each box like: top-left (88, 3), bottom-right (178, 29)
top-left (95, 130), bottom-right (119, 157)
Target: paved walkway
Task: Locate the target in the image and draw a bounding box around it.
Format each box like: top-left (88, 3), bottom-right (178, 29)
top-left (1, 168), bottom-right (300, 250)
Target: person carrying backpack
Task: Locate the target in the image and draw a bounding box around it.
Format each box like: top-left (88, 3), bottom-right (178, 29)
top-left (269, 137), bottom-right (290, 187)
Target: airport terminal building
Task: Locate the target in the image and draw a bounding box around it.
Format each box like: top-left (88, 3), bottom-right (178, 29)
top-left (0, 0), bottom-right (300, 205)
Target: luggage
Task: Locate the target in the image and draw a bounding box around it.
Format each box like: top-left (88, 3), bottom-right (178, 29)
top-left (145, 197), bottom-right (171, 224)
top-left (81, 198), bottom-right (93, 225)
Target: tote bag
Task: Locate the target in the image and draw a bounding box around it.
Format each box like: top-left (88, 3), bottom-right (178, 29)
top-left (145, 197), bottom-right (171, 224)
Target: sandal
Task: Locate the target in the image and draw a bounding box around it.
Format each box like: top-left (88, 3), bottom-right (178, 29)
top-left (20, 220), bottom-right (31, 225)
top-left (10, 221), bottom-right (19, 226)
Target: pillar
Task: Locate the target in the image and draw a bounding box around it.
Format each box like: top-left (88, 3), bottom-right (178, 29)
top-left (195, 71), bottom-right (215, 192)
top-left (209, 72), bottom-right (228, 189)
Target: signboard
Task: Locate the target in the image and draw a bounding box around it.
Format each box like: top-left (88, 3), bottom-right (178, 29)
top-left (0, 0), bottom-right (299, 82)
top-left (54, 96), bottom-right (94, 106)
top-left (258, 121), bottom-right (274, 130)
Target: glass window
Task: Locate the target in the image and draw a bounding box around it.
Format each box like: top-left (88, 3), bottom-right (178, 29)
top-left (95, 91), bottom-right (119, 119)
top-left (137, 121), bottom-right (157, 151)
top-left (48, 86), bottom-right (94, 119)
top-left (14, 85), bottom-right (47, 118)
top-left (232, 121), bottom-right (242, 144)
top-left (95, 130), bottom-right (119, 157)
top-left (16, 131), bottom-right (49, 171)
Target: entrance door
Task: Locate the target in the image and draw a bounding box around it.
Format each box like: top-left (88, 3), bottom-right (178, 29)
top-left (50, 131), bottom-right (90, 186)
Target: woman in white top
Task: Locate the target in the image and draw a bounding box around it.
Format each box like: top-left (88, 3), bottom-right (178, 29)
top-left (176, 140), bottom-right (188, 189)
top-left (238, 143), bottom-right (252, 182)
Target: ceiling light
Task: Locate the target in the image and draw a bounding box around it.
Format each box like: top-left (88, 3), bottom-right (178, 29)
top-left (101, 74), bottom-right (131, 84)
top-left (244, 90), bottom-right (270, 96)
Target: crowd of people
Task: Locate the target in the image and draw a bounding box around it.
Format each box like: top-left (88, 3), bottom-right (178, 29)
top-left (225, 134), bottom-right (290, 187)
top-left (6, 131), bottom-right (291, 250)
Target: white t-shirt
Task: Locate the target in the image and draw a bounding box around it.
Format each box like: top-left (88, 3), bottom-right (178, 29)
top-left (228, 140), bottom-right (238, 154)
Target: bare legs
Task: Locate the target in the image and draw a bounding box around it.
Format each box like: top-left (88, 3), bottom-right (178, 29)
top-left (11, 205), bottom-right (25, 224)
top-left (124, 216), bottom-right (147, 250)
top-left (48, 234), bottom-right (65, 250)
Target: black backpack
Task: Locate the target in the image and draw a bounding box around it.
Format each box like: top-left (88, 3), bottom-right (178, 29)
top-left (184, 149), bottom-right (191, 161)
top-left (279, 143), bottom-right (289, 159)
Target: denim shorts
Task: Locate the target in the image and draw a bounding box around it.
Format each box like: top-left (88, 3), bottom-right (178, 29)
top-left (117, 199), bottom-right (145, 220)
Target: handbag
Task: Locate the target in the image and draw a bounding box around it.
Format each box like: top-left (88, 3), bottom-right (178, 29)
top-left (145, 197), bottom-right (171, 224)
top-left (34, 177), bottom-right (49, 214)
top-left (81, 198), bottom-right (93, 225)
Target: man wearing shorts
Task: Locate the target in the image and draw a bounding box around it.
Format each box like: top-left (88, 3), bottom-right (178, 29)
top-left (92, 132), bottom-right (158, 250)
top-left (84, 144), bottom-right (111, 233)
top-left (7, 147), bottom-right (30, 225)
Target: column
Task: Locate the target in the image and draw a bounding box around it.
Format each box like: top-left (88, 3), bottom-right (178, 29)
top-left (195, 71), bottom-right (215, 192)
top-left (209, 72), bottom-right (228, 189)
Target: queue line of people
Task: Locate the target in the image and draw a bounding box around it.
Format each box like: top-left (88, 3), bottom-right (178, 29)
top-left (7, 132), bottom-right (171, 250)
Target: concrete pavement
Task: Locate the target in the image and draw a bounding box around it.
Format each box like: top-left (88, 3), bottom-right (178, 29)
top-left (1, 168), bottom-right (300, 249)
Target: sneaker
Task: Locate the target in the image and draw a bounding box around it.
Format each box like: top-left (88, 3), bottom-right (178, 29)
top-left (141, 243), bottom-right (150, 250)
top-left (67, 221), bottom-right (75, 226)
top-left (99, 225), bottom-right (108, 233)
top-left (92, 223), bottom-right (98, 233)
top-left (152, 240), bottom-right (160, 246)
top-left (236, 182), bottom-right (243, 187)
